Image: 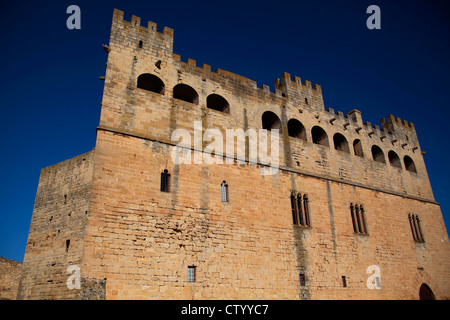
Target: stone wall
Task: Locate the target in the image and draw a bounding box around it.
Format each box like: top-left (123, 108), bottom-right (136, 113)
top-left (17, 151), bottom-right (94, 299)
top-left (79, 130), bottom-right (450, 299)
top-left (0, 257), bottom-right (22, 300)
top-left (18, 9), bottom-right (450, 300)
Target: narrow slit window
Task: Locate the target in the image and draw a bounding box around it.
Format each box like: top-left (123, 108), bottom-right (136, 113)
top-left (160, 169), bottom-right (170, 192)
top-left (138, 40), bottom-right (143, 48)
top-left (303, 194), bottom-right (310, 227)
top-left (350, 203), bottom-right (358, 233)
top-left (65, 239), bottom-right (70, 252)
top-left (342, 276), bottom-right (347, 288)
top-left (355, 205), bottom-right (362, 233)
top-left (221, 181), bottom-right (228, 202)
top-left (296, 193), bottom-right (304, 226)
top-left (359, 205), bottom-right (367, 234)
top-left (291, 192), bottom-right (298, 225)
top-left (188, 266), bottom-right (196, 282)
top-left (299, 273), bottom-right (306, 286)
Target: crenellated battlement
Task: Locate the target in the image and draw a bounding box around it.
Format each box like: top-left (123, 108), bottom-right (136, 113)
top-left (112, 9), bottom-right (174, 39)
top-left (275, 72), bottom-right (322, 95)
top-left (102, 9), bottom-right (427, 192)
top-left (111, 9), bottom-right (323, 104)
top-left (381, 114), bottom-right (416, 132)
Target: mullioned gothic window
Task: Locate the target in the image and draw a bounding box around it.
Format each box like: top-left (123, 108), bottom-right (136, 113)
top-left (409, 214), bottom-right (424, 242)
top-left (290, 191), bottom-right (310, 227)
top-left (350, 203), bottom-right (368, 235)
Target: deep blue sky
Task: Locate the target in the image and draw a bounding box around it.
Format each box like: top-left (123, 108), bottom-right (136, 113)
top-left (1, 0), bottom-right (449, 262)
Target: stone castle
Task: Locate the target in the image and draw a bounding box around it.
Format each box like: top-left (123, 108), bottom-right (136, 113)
top-left (16, 9), bottom-right (450, 299)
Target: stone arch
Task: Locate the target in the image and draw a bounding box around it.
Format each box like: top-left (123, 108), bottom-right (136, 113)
top-left (388, 150), bottom-right (402, 169)
top-left (353, 139), bottom-right (364, 157)
top-left (404, 155), bottom-right (417, 173)
top-left (137, 73), bottom-right (165, 94)
top-left (207, 94), bottom-right (230, 113)
top-left (371, 145), bottom-right (385, 164)
top-left (311, 126), bottom-right (329, 147)
top-left (287, 119), bottom-right (307, 140)
top-left (419, 283), bottom-right (436, 300)
top-left (333, 133), bottom-right (350, 153)
top-left (262, 111), bottom-right (281, 132)
top-left (173, 83), bottom-right (199, 104)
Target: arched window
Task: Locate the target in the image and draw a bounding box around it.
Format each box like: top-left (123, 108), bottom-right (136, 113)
top-left (207, 94), bottom-right (230, 113)
top-left (137, 73), bottom-right (165, 94)
top-left (388, 151), bottom-right (402, 169)
top-left (288, 119), bottom-right (307, 140)
top-left (353, 139), bottom-right (364, 157)
top-left (404, 155), bottom-right (417, 173)
top-left (371, 145), bottom-right (385, 164)
top-left (221, 181), bottom-right (229, 202)
top-left (333, 133), bottom-right (350, 153)
top-left (311, 126), bottom-right (329, 147)
top-left (173, 83), bottom-right (199, 104)
top-left (262, 111), bottom-right (281, 132)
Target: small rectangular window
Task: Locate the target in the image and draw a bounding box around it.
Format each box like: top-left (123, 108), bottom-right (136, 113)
top-left (342, 276), bottom-right (347, 288)
top-left (160, 169), bottom-right (170, 192)
top-left (188, 266), bottom-right (196, 282)
top-left (65, 239), bottom-right (71, 252)
top-left (299, 273), bottom-right (306, 286)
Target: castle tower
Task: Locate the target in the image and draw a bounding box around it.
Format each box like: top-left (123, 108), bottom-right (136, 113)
top-left (17, 9), bottom-right (450, 300)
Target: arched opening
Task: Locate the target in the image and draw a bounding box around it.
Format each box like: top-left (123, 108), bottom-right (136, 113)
top-left (353, 139), bottom-right (364, 157)
top-left (173, 83), bottom-right (199, 104)
top-left (207, 94), bottom-right (230, 113)
top-left (262, 111), bottom-right (281, 132)
top-left (137, 73), bottom-right (165, 94)
top-left (333, 133), bottom-right (350, 153)
top-left (311, 126), bottom-right (329, 147)
top-left (388, 151), bottom-right (402, 169)
top-left (419, 283), bottom-right (435, 300)
top-left (288, 119), bottom-right (307, 140)
top-left (371, 145), bottom-right (385, 164)
top-left (404, 155), bottom-right (417, 173)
